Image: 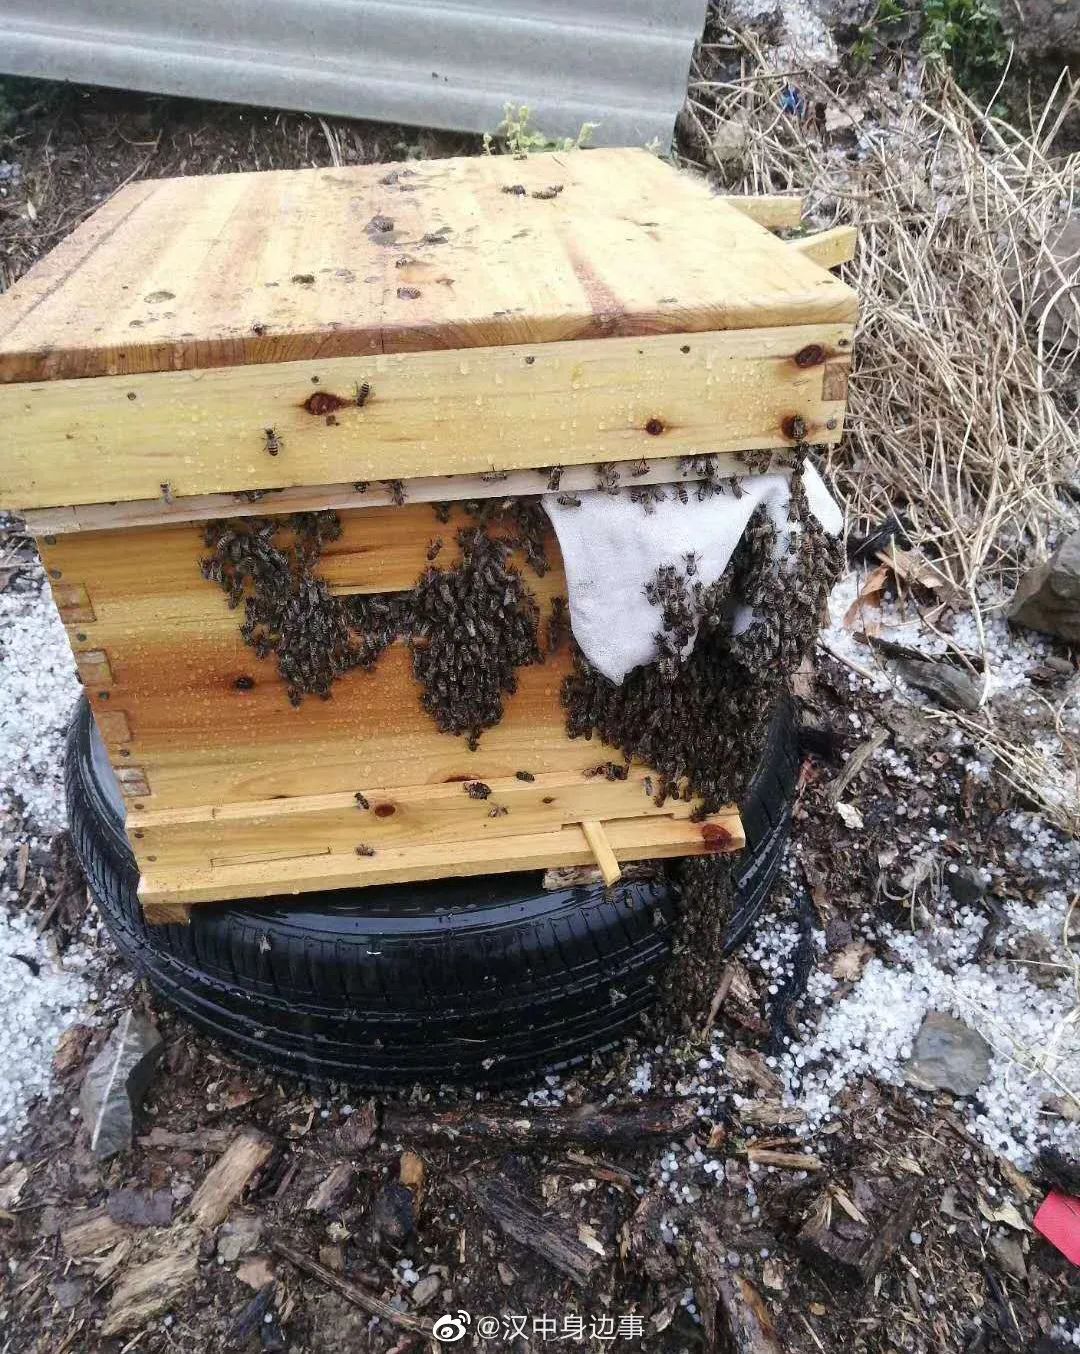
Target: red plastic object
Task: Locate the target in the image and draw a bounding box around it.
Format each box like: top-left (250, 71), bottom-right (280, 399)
top-left (1034, 1191), bottom-right (1080, 1265)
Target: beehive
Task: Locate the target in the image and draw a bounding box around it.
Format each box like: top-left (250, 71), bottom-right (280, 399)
top-left (0, 148), bottom-right (857, 922)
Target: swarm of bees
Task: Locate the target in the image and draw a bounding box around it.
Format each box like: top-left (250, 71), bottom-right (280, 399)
top-left (409, 528), bottom-right (542, 750)
top-left (561, 461), bottom-right (841, 819)
top-left (198, 509), bottom-right (547, 742)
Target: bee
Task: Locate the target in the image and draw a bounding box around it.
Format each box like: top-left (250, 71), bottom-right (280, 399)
top-left (546, 466), bottom-right (564, 491)
top-left (501, 183), bottom-right (527, 196)
top-left (353, 482), bottom-right (369, 494)
top-left (480, 468), bottom-right (508, 483)
top-left (530, 184), bottom-right (563, 200)
top-left (676, 484), bottom-right (689, 505)
top-left (487, 803), bottom-right (508, 817)
top-left (630, 458), bottom-right (650, 478)
top-left (264, 428), bottom-right (282, 456)
top-left (355, 844), bottom-right (376, 856)
top-left (426, 538), bottom-right (443, 562)
top-left (596, 462), bottom-right (620, 495)
top-left (382, 479), bottom-right (407, 506)
top-left (354, 792), bottom-right (370, 809)
top-left (354, 381), bottom-right (372, 407)
top-left (160, 482), bottom-right (175, 505)
top-left (730, 475), bottom-right (745, 499)
top-left (684, 551), bottom-right (699, 578)
top-left (432, 502), bottom-right (452, 524)
top-left (515, 770), bottom-right (535, 782)
top-left (556, 493), bottom-right (582, 508)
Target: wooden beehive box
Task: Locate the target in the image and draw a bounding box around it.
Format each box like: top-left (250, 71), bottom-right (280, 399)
top-left (0, 148), bottom-right (857, 922)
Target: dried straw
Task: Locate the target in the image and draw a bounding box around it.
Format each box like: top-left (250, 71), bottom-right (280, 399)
top-left (680, 23), bottom-right (1079, 609)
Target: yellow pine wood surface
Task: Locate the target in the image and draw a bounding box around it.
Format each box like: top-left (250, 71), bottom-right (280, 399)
top-left (138, 808), bottom-right (745, 919)
top-left (0, 325), bottom-right (851, 510)
top-left (0, 150), bottom-right (853, 384)
top-left (39, 500), bottom-right (748, 914)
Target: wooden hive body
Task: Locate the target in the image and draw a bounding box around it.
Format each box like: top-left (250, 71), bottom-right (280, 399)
top-left (0, 148), bottom-right (857, 921)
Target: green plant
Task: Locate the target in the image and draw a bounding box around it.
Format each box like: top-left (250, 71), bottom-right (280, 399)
top-left (483, 103), bottom-right (597, 156)
top-left (921, 0), bottom-right (1008, 99)
top-left (851, 0), bottom-right (910, 70)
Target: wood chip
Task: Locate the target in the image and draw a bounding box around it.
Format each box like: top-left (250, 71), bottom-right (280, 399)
top-left (61, 1207), bottom-right (132, 1260)
top-left (272, 1239), bottom-right (432, 1334)
top-left (462, 1173), bottom-right (604, 1286)
top-left (187, 1128), bottom-right (275, 1230)
top-left (100, 1227), bottom-right (199, 1336)
top-left (746, 1149), bottom-right (823, 1171)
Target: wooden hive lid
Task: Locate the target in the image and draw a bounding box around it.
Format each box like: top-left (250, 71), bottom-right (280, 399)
top-left (0, 147), bottom-right (856, 384)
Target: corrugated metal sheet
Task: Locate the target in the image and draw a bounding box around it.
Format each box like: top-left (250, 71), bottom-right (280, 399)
top-left (0, 0), bottom-right (707, 148)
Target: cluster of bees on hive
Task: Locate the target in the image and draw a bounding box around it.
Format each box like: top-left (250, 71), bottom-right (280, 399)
top-left (199, 448), bottom-right (840, 798)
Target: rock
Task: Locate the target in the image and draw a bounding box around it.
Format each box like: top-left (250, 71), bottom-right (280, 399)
top-left (905, 1011), bottom-right (991, 1096)
top-left (806, 0), bottom-right (880, 29)
top-left (709, 119), bottom-right (749, 164)
top-left (371, 1180), bottom-right (416, 1250)
top-left (897, 659), bottom-right (983, 713)
top-left (237, 1255), bottom-right (277, 1290)
top-left (107, 1187), bottom-right (173, 1228)
top-left (217, 1211), bottom-right (263, 1263)
top-left (410, 1273), bottom-right (442, 1309)
top-left (989, 1230), bottom-right (1028, 1281)
top-left (943, 864), bottom-right (987, 908)
top-left (50, 1277), bottom-right (86, 1310)
top-left (79, 1010), bottom-right (163, 1159)
top-left (1000, 2), bottom-right (1080, 72)
top-left (1008, 532), bottom-right (1080, 643)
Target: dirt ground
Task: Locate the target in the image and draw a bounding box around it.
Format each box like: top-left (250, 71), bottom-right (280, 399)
top-left (0, 48), bottom-right (1078, 1354)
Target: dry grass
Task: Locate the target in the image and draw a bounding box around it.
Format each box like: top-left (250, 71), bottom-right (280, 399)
top-left (681, 23), bottom-right (1079, 609)
top-left (680, 23), bottom-right (1080, 830)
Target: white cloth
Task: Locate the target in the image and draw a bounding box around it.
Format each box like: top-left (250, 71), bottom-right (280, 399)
top-left (541, 462), bottom-right (843, 683)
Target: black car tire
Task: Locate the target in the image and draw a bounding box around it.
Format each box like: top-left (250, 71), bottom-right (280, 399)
top-left (66, 695), bottom-right (799, 1085)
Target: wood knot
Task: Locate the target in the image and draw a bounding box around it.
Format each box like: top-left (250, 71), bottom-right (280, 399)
top-left (701, 822), bottom-right (733, 853)
top-left (794, 343), bottom-right (826, 368)
top-left (644, 418), bottom-right (665, 437)
top-left (303, 391), bottom-right (350, 416)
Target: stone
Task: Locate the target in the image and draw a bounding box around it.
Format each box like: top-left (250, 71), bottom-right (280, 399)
top-left (897, 659), bottom-right (983, 713)
top-left (107, 1187), bottom-right (173, 1228)
top-left (410, 1273), bottom-right (442, 1309)
top-left (989, 1230), bottom-right (1027, 1281)
top-left (709, 119), bottom-right (749, 165)
top-left (905, 1011), bottom-right (991, 1097)
top-left (1008, 532), bottom-right (1080, 643)
top-left (217, 1212), bottom-right (263, 1263)
top-left (237, 1255), bottom-right (276, 1290)
top-left (1000, 1), bottom-right (1080, 71)
top-left (51, 1277), bottom-right (87, 1310)
top-left (79, 1011), bottom-right (163, 1159)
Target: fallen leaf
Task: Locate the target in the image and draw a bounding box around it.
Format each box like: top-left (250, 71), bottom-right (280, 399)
top-left (977, 1195), bottom-right (1029, 1231)
top-left (400, 1150), bottom-right (425, 1191)
top-left (836, 802), bottom-right (864, 830)
top-left (830, 941), bottom-right (872, 981)
top-left (577, 1224), bottom-right (607, 1257)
